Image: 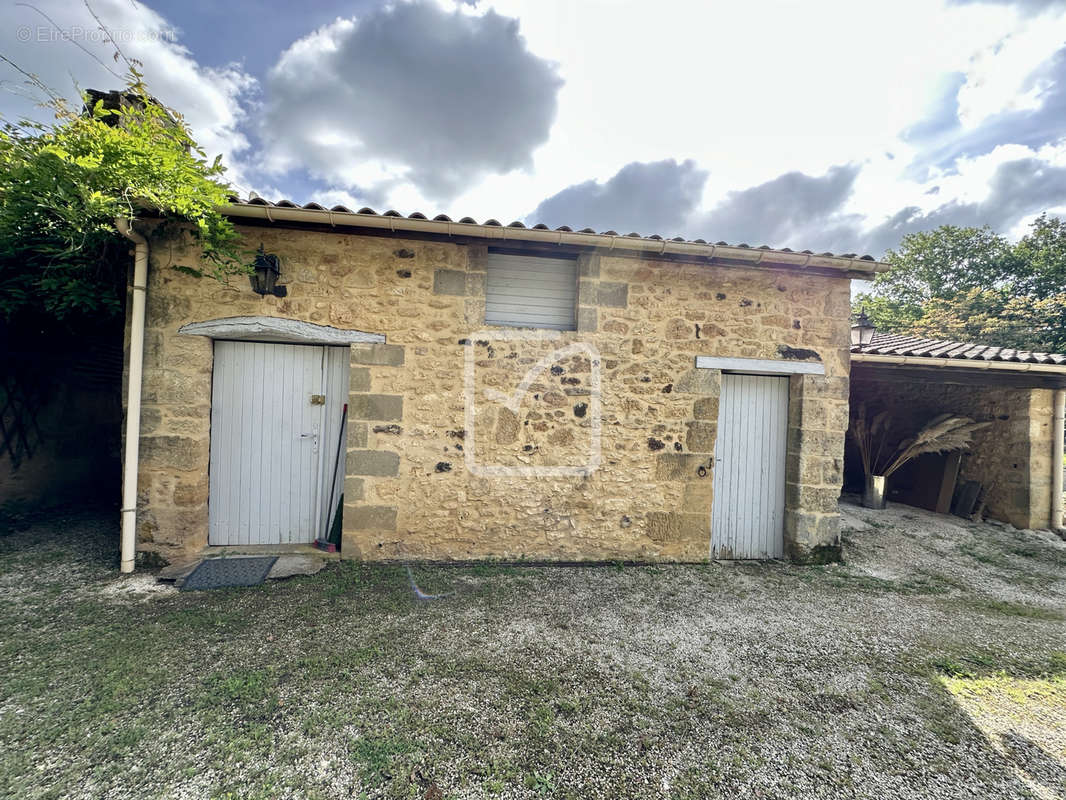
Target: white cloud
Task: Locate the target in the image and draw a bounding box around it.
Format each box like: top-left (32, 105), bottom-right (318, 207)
top-left (0, 0), bottom-right (257, 191)
top-left (257, 1), bottom-right (562, 204)
top-left (3, 0), bottom-right (1065, 257)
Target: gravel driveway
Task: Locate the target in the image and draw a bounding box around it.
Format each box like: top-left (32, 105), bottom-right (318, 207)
top-left (1, 501), bottom-right (1064, 799)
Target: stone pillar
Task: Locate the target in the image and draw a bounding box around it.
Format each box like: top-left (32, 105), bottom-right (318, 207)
top-left (784, 373), bottom-right (848, 561)
top-left (1025, 388), bottom-right (1055, 530)
top-left (647, 367), bottom-right (719, 560)
top-left (341, 342), bottom-right (405, 558)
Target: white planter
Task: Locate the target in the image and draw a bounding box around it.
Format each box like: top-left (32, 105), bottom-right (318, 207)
top-left (863, 474), bottom-right (887, 510)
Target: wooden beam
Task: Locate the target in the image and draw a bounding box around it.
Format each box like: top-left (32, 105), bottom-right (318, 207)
top-left (851, 363), bottom-right (1066, 390)
top-left (936, 451), bottom-right (962, 514)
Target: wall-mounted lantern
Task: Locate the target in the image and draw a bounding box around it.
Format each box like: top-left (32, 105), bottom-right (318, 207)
top-left (249, 245), bottom-right (287, 297)
top-left (850, 308), bottom-right (876, 347)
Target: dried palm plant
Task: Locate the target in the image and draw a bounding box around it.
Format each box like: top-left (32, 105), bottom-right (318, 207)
top-left (849, 406), bottom-right (990, 478)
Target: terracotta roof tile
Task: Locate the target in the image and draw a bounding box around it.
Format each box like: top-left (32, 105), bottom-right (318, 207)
top-left (225, 196), bottom-right (882, 261)
top-left (853, 332), bottom-right (1066, 365)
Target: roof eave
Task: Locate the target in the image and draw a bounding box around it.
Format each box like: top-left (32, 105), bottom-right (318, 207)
top-left (220, 203), bottom-right (888, 277)
top-left (850, 352), bottom-right (1066, 376)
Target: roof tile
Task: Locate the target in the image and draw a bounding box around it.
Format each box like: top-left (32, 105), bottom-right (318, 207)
top-left (221, 195), bottom-right (884, 261)
top-left (853, 332), bottom-right (1066, 365)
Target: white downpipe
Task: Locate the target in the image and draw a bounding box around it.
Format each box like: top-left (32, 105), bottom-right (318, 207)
top-left (1053, 389), bottom-right (1065, 531)
top-left (116, 217), bottom-right (148, 573)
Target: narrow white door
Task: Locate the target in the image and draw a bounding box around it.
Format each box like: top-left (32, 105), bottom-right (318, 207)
top-left (710, 373), bottom-right (789, 559)
top-left (208, 341), bottom-right (349, 546)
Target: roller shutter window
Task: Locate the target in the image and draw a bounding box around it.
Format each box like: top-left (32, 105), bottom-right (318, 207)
top-left (485, 252), bottom-right (578, 330)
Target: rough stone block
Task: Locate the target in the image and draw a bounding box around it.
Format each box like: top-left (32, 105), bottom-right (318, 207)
top-left (785, 510), bottom-right (839, 549)
top-left (350, 449), bottom-right (400, 476)
top-left (173, 478), bottom-right (208, 508)
top-left (785, 483), bottom-right (840, 513)
top-left (350, 367), bottom-right (371, 392)
top-left (578, 280), bottom-right (599, 305)
top-left (682, 481), bottom-right (714, 512)
top-left (597, 282), bottom-right (629, 308)
top-left (465, 272), bottom-right (486, 297)
top-left (577, 307), bottom-right (597, 333)
top-left (351, 343), bottom-right (405, 367)
top-left (646, 511), bottom-right (707, 543)
top-left (350, 394), bottom-right (403, 421)
top-left (140, 436), bottom-right (205, 470)
top-left (495, 407), bottom-right (519, 444)
top-left (344, 476), bottom-right (365, 502)
top-left (692, 396), bottom-right (719, 420)
top-left (348, 505), bottom-right (397, 531)
top-left (348, 422), bottom-right (368, 448)
top-left (685, 421), bottom-right (717, 453)
top-left (577, 252), bottom-right (600, 278)
top-left (674, 369), bottom-right (718, 394)
top-left (655, 453), bottom-right (708, 481)
top-left (464, 298), bottom-right (486, 327)
top-left (467, 244), bottom-right (488, 272)
top-left (433, 268), bottom-right (467, 296)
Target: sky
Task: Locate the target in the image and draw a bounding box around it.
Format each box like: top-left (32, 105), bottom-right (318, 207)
top-left (3, 0), bottom-right (1066, 258)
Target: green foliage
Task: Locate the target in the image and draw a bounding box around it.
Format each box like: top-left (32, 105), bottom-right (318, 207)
top-left (0, 65), bottom-right (246, 323)
top-left (855, 217), bottom-right (1066, 352)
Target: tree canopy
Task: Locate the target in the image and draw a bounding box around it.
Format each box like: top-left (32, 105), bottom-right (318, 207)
top-left (855, 215), bottom-right (1066, 354)
top-left (0, 65), bottom-right (246, 326)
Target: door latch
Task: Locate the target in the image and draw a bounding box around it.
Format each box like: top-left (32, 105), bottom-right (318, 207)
top-left (299, 429), bottom-right (320, 454)
top-left (310, 394), bottom-right (326, 405)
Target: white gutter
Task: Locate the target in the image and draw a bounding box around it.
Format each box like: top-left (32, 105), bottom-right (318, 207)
top-left (1053, 389), bottom-right (1064, 531)
top-left (221, 203), bottom-right (888, 278)
top-left (116, 217), bottom-right (148, 573)
top-left (851, 352), bottom-right (1066, 376)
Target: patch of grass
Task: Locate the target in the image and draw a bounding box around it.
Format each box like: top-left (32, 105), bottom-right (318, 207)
top-left (200, 668), bottom-right (279, 721)
top-left (524, 770), bottom-right (557, 795)
top-left (961, 598), bottom-right (1064, 621)
top-left (957, 541), bottom-right (1004, 566)
top-left (3, 511), bottom-right (1065, 799)
top-left (349, 735), bottom-right (419, 787)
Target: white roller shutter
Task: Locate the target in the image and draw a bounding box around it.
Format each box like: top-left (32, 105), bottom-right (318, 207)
top-left (485, 252), bottom-right (578, 330)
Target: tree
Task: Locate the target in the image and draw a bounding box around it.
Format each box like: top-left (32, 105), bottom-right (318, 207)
top-left (855, 217), bottom-right (1066, 353)
top-left (0, 63), bottom-right (246, 327)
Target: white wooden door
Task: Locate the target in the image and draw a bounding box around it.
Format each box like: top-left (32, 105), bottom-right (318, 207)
top-left (710, 373), bottom-right (789, 559)
top-left (208, 341), bottom-right (349, 546)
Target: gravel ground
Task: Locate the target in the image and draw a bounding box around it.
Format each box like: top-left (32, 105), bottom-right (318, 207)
top-left (0, 502), bottom-right (1064, 799)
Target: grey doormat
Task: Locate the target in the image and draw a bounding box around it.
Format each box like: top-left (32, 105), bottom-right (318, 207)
top-left (179, 556), bottom-right (278, 591)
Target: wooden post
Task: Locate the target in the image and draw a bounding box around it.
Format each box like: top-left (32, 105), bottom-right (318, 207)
top-left (935, 451), bottom-right (962, 515)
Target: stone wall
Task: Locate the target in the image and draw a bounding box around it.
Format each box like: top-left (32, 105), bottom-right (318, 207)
top-left (850, 376), bottom-right (1054, 529)
top-left (132, 222), bottom-right (853, 563)
top-left (1, 348), bottom-right (120, 512)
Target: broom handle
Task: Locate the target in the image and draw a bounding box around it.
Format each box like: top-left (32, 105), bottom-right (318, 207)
top-left (322, 402), bottom-right (348, 542)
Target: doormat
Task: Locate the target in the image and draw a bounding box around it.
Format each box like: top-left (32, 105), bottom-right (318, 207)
top-left (179, 556), bottom-right (278, 592)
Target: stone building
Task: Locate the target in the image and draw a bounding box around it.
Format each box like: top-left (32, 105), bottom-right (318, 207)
top-left (124, 199), bottom-right (891, 566)
top-left (849, 332), bottom-right (1066, 530)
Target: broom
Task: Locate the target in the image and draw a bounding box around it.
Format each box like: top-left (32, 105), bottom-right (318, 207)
top-left (315, 403), bottom-right (348, 553)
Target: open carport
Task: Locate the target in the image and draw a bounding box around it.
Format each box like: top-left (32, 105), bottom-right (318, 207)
top-left (848, 332), bottom-right (1066, 531)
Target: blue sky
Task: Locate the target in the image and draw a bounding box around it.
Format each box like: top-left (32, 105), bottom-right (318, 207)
top-left (3, 0), bottom-right (1066, 256)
